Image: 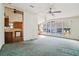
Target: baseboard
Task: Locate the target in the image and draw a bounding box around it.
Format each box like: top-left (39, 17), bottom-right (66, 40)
top-left (40, 34), bottom-right (79, 41)
top-left (0, 43), bottom-right (4, 50)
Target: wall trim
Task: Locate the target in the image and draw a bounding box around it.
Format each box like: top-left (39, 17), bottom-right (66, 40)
top-left (40, 34), bottom-right (79, 41)
top-left (0, 43), bottom-right (4, 50)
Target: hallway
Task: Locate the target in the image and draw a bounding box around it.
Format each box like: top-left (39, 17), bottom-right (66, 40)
top-left (0, 35), bottom-right (79, 56)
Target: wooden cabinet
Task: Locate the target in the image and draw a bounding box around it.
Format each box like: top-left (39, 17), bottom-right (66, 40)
top-left (5, 32), bottom-right (13, 43)
top-left (5, 31), bottom-right (23, 43)
top-left (15, 31), bottom-right (23, 42)
top-left (14, 22), bottom-right (22, 29)
top-left (4, 7), bottom-right (24, 44)
top-left (4, 17), bottom-right (9, 26)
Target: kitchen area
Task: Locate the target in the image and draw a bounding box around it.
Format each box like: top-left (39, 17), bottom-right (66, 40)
top-left (4, 7), bottom-right (24, 43)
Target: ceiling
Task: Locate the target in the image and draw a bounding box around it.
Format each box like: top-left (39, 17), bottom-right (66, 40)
top-left (5, 3), bottom-right (55, 14)
top-left (4, 3), bottom-right (79, 23)
top-left (6, 3), bottom-right (79, 14)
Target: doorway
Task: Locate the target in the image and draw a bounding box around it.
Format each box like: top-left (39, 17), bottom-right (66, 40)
top-left (4, 7), bottom-right (24, 43)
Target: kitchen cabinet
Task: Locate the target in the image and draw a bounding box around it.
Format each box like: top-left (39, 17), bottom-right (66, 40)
top-left (5, 32), bottom-right (13, 43)
top-left (4, 17), bottom-right (9, 26)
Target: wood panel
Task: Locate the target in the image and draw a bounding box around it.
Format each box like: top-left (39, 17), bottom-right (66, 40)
top-left (4, 17), bottom-right (9, 26)
top-left (5, 32), bottom-right (13, 43)
top-left (14, 22), bottom-right (22, 29)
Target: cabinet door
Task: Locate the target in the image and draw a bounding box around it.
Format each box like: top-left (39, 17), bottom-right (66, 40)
top-left (15, 31), bottom-right (23, 42)
top-left (14, 22), bottom-right (22, 29)
top-left (5, 32), bottom-right (13, 43)
top-left (4, 17), bottom-right (9, 26)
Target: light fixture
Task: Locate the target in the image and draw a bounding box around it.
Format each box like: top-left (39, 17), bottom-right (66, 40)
top-left (9, 23), bottom-right (13, 29)
top-left (14, 9), bottom-right (17, 13)
top-left (30, 5), bottom-right (35, 8)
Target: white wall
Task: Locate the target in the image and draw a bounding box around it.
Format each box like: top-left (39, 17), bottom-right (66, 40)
top-left (57, 16), bottom-right (79, 40)
top-left (0, 4), bottom-right (4, 49)
top-left (69, 16), bottom-right (79, 40)
top-left (24, 11), bottom-right (38, 40)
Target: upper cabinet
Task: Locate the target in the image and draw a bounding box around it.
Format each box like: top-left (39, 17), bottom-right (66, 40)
top-left (4, 17), bottom-right (9, 26)
top-left (14, 22), bottom-right (23, 29)
top-left (4, 7), bottom-right (23, 23)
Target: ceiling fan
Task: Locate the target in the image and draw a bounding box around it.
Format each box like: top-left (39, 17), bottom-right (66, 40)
top-left (48, 8), bottom-right (61, 15)
top-left (13, 9), bottom-right (23, 14)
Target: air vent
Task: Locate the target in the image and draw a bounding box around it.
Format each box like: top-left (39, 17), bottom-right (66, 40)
top-left (30, 5), bottom-right (34, 8)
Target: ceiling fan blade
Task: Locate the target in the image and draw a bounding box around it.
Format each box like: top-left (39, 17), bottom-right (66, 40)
top-left (52, 11), bottom-right (61, 13)
top-left (48, 8), bottom-right (61, 15)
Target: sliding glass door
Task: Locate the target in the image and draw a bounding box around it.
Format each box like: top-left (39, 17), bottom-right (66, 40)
top-left (42, 20), bottom-right (64, 36)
